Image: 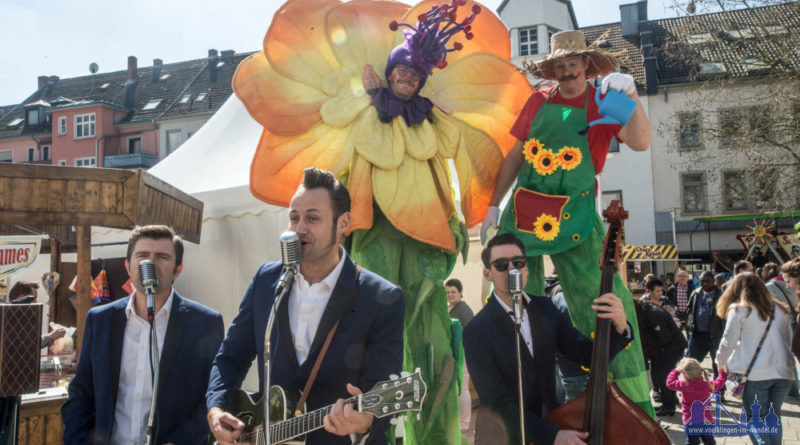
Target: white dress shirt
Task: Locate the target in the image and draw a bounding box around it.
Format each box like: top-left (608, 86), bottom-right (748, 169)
top-left (495, 292), bottom-right (533, 356)
top-left (716, 304), bottom-right (794, 381)
top-left (111, 290), bottom-right (173, 444)
top-left (288, 250), bottom-right (347, 364)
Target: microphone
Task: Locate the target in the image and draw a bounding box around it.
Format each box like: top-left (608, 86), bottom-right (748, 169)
top-left (276, 231), bottom-right (302, 295)
top-left (507, 269), bottom-right (523, 325)
top-left (139, 260), bottom-right (158, 321)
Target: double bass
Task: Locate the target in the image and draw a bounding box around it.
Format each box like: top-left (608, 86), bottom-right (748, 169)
top-left (545, 201), bottom-right (669, 444)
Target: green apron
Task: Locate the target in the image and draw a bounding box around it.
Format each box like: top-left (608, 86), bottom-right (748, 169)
top-left (499, 86), bottom-right (596, 256)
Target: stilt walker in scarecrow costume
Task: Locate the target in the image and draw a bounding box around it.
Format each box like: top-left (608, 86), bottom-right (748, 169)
top-left (231, 0), bottom-right (530, 442)
top-left (481, 30), bottom-right (656, 417)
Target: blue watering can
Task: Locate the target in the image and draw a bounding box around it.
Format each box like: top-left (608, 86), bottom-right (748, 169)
top-left (588, 88), bottom-right (637, 128)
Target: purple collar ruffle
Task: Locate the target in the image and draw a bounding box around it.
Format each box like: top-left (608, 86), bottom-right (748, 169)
top-left (368, 87), bottom-right (433, 126)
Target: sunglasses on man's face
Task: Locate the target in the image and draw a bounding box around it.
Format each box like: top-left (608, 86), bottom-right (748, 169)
top-left (490, 256), bottom-right (527, 272)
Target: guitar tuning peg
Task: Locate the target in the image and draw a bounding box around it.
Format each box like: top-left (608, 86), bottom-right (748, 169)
top-left (414, 367), bottom-right (421, 373)
top-left (389, 374), bottom-right (399, 380)
top-left (400, 371), bottom-right (410, 378)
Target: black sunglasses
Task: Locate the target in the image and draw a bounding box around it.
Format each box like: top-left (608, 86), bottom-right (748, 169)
top-left (491, 256), bottom-right (527, 272)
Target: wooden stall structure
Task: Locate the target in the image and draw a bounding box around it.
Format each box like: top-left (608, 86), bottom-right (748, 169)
top-left (0, 163), bottom-right (203, 444)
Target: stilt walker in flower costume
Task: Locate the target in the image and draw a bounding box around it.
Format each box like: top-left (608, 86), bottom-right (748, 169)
top-left (231, 0), bottom-right (530, 442)
top-left (481, 30), bottom-right (657, 417)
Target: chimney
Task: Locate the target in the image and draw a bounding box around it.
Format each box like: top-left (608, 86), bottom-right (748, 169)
top-left (620, 2), bottom-right (640, 37)
top-left (38, 76), bottom-right (49, 89)
top-left (208, 49), bottom-right (218, 83)
top-left (127, 56), bottom-right (138, 80)
top-left (221, 50), bottom-right (234, 64)
top-left (152, 58), bottom-right (163, 82)
top-left (124, 56), bottom-right (139, 108)
top-left (49, 76), bottom-right (59, 84)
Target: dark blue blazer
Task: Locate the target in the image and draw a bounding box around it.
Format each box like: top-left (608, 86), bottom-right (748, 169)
top-left (206, 257), bottom-right (404, 445)
top-left (463, 294), bottom-right (632, 445)
top-left (62, 292), bottom-right (224, 445)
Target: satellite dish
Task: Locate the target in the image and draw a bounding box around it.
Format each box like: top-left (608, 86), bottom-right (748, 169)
top-left (89, 63), bottom-right (99, 74)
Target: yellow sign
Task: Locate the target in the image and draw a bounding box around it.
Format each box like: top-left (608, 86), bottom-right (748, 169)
top-left (622, 244), bottom-right (678, 260)
top-left (0, 236), bottom-right (42, 278)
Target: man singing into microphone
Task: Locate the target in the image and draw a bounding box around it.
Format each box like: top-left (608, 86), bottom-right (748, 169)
top-left (206, 168), bottom-right (405, 444)
top-left (464, 233), bottom-right (632, 445)
top-left (62, 225), bottom-right (224, 444)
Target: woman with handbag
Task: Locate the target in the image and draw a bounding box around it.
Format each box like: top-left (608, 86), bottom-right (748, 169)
top-left (715, 272), bottom-right (793, 445)
top-left (783, 259), bottom-right (800, 360)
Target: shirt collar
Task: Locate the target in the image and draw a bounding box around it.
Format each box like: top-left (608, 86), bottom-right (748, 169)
top-left (125, 288), bottom-right (175, 320)
top-left (296, 247), bottom-right (348, 291)
top-left (493, 291), bottom-right (531, 315)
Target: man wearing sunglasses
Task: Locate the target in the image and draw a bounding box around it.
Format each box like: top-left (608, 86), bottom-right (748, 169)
top-left (463, 233), bottom-right (633, 445)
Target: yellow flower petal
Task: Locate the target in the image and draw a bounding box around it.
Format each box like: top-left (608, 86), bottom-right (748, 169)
top-left (533, 214), bottom-right (560, 241)
top-left (353, 107), bottom-right (404, 170)
top-left (320, 94), bottom-right (371, 128)
top-left (397, 118), bottom-right (438, 161)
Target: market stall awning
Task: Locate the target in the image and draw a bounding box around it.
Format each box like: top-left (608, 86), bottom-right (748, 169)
top-left (693, 210), bottom-right (800, 222)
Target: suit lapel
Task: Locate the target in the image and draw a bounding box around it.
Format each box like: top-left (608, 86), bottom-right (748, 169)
top-left (109, 299), bottom-right (127, 408)
top-left (278, 288), bottom-right (299, 368)
top-left (303, 258), bottom-right (358, 368)
top-left (158, 293), bottom-right (188, 395)
top-left (489, 295), bottom-right (535, 368)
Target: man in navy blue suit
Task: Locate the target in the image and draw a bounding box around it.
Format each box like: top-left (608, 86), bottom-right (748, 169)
top-left (206, 168), bottom-right (404, 445)
top-left (62, 225), bottom-right (224, 444)
top-left (464, 233), bottom-right (633, 445)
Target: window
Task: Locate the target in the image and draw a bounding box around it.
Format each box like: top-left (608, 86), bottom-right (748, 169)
top-left (166, 129), bottom-right (182, 154)
top-left (74, 113), bottom-right (95, 138)
top-left (74, 157), bottom-right (96, 167)
top-left (0, 151), bottom-right (12, 163)
top-left (58, 116), bottom-right (67, 135)
top-left (26, 109), bottom-right (40, 125)
top-left (142, 99), bottom-right (162, 111)
top-left (681, 172), bottom-right (705, 213)
top-left (127, 137), bottom-right (142, 154)
top-left (58, 160), bottom-right (66, 166)
top-left (27, 147), bottom-right (35, 162)
top-left (601, 190), bottom-right (623, 211)
top-left (746, 106), bottom-right (771, 141)
top-left (519, 27), bottom-right (538, 56)
top-left (180, 94), bottom-right (191, 104)
top-left (195, 92), bottom-right (207, 102)
top-left (751, 168), bottom-right (776, 210)
top-left (678, 112), bottom-right (702, 149)
top-left (718, 109), bottom-right (739, 148)
top-left (41, 146), bottom-right (50, 161)
top-left (7, 117), bottom-right (23, 127)
top-left (722, 170), bottom-right (749, 211)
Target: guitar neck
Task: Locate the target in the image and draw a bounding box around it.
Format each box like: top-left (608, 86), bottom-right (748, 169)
top-left (255, 396), bottom-right (359, 444)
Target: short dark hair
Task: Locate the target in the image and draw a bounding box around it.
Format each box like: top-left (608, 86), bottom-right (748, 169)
top-left (445, 278), bottom-right (463, 292)
top-left (302, 168), bottom-right (350, 219)
top-left (481, 233), bottom-right (526, 268)
top-left (734, 260), bottom-right (751, 274)
top-left (782, 259), bottom-right (800, 280)
top-left (9, 281), bottom-right (38, 301)
top-left (126, 225), bottom-right (184, 268)
top-left (763, 262), bottom-right (780, 280)
top-left (699, 270), bottom-right (714, 282)
top-left (645, 277), bottom-right (664, 291)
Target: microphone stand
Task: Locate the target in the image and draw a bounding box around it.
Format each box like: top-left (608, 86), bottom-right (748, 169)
top-left (145, 289), bottom-right (160, 445)
top-left (511, 291), bottom-right (526, 445)
top-left (263, 264), bottom-right (296, 445)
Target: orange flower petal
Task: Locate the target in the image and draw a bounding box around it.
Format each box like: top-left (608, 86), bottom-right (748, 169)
top-left (233, 53), bottom-right (327, 136)
top-left (345, 154), bottom-right (375, 234)
top-left (264, 0), bottom-right (342, 91)
top-left (326, 0), bottom-right (411, 76)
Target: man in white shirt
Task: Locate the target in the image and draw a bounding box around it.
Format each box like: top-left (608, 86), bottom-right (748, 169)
top-left (464, 233), bottom-right (633, 445)
top-left (207, 168), bottom-right (404, 445)
top-left (63, 225), bottom-right (224, 444)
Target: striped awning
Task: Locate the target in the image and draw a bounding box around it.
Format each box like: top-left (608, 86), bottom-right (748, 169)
top-left (622, 244), bottom-right (678, 260)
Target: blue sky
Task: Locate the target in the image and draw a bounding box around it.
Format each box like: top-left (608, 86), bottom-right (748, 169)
top-left (0, 0), bottom-right (677, 106)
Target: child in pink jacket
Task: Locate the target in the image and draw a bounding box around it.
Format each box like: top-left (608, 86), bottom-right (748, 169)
top-left (666, 357), bottom-right (728, 445)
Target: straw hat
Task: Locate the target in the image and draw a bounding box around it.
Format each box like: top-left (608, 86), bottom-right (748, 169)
top-left (523, 30), bottom-right (619, 80)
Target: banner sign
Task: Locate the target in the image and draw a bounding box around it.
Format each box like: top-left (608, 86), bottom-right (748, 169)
top-left (0, 236), bottom-right (42, 278)
top-left (622, 244), bottom-right (678, 260)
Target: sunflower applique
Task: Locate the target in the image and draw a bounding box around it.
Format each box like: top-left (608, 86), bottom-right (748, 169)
top-left (532, 149), bottom-right (559, 176)
top-left (522, 137), bottom-right (544, 164)
top-left (556, 147), bottom-right (582, 171)
top-left (533, 213), bottom-right (560, 241)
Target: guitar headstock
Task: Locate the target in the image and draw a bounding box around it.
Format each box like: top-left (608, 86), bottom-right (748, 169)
top-left (602, 200), bottom-right (628, 228)
top-left (599, 200), bottom-right (628, 270)
top-left (359, 368), bottom-right (427, 418)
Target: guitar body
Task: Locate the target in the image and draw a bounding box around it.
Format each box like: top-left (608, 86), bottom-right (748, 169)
top-left (545, 382), bottom-right (670, 445)
top-left (208, 386), bottom-right (305, 445)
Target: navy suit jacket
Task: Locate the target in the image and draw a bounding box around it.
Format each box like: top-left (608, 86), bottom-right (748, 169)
top-left (62, 292), bottom-right (224, 445)
top-left (463, 294), bottom-right (632, 445)
top-left (206, 257), bottom-right (404, 445)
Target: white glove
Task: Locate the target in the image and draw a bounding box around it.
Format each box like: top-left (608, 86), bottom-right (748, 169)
top-left (480, 206), bottom-right (500, 245)
top-left (600, 73), bottom-right (636, 96)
